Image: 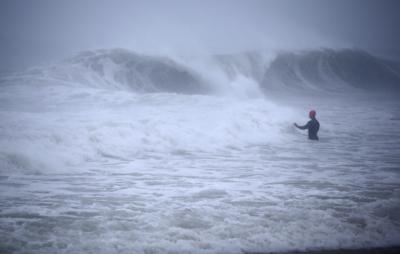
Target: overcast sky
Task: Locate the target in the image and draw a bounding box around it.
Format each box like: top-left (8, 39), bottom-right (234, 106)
top-left (1, 0), bottom-right (400, 70)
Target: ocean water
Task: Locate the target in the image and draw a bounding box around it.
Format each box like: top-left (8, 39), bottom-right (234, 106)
top-left (0, 49), bottom-right (400, 253)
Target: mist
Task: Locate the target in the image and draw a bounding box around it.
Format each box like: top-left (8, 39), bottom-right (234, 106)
top-left (1, 0), bottom-right (400, 70)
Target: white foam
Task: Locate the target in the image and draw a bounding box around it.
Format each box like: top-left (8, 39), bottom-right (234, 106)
top-left (0, 79), bottom-right (295, 175)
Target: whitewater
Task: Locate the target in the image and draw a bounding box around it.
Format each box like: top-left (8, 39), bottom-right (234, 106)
top-left (0, 48), bottom-right (400, 254)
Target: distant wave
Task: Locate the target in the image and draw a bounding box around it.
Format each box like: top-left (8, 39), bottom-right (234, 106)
top-left (65, 49), bottom-right (212, 94)
top-left (261, 49), bottom-right (400, 93)
top-left (1, 48), bottom-right (400, 95)
top-left (8, 49), bottom-right (210, 94)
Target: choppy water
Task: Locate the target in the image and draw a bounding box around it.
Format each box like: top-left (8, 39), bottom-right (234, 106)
top-left (1, 82), bottom-right (400, 253)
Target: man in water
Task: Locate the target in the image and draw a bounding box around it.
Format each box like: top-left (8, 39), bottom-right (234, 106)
top-left (294, 110), bottom-right (320, 140)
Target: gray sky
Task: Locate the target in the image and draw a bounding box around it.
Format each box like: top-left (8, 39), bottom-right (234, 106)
top-left (1, 0), bottom-right (400, 70)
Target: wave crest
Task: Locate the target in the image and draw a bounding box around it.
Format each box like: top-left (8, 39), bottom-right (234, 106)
top-left (261, 49), bottom-right (400, 92)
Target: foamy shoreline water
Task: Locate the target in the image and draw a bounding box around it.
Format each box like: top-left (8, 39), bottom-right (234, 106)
top-left (1, 94), bottom-right (399, 253)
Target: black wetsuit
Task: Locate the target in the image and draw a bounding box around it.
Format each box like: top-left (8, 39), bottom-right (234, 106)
top-left (296, 118), bottom-right (320, 140)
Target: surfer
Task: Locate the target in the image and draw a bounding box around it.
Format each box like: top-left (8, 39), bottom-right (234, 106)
top-left (294, 110), bottom-right (320, 140)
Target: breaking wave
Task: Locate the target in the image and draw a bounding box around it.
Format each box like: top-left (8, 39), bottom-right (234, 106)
top-left (261, 49), bottom-right (400, 93)
top-left (2, 48), bottom-right (399, 95)
top-left (5, 49), bottom-right (210, 94)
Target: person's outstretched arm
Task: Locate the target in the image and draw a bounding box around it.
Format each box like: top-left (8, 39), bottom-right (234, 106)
top-left (294, 122), bottom-right (309, 130)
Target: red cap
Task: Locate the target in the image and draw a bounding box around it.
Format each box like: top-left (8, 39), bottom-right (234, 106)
top-left (309, 110), bottom-right (316, 118)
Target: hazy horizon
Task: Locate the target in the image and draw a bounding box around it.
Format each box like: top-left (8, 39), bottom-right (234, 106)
top-left (1, 0), bottom-right (400, 70)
